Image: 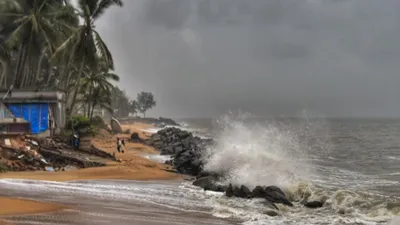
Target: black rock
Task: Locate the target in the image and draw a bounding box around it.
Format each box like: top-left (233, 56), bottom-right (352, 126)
top-left (192, 176), bottom-right (227, 192)
top-left (226, 184), bottom-right (234, 197)
top-left (264, 186), bottom-right (293, 207)
top-left (233, 185), bottom-right (252, 198)
top-left (153, 141), bottom-right (164, 149)
top-left (178, 131), bottom-right (190, 139)
top-left (240, 185), bottom-right (252, 198)
top-left (192, 175), bottom-right (217, 189)
top-left (304, 201), bottom-right (323, 208)
top-left (145, 126), bottom-right (214, 176)
top-left (264, 210), bottom-right (279, 217)
top-left (174, 146), bottom-right (183, 154)
top-left (161, 146), bottom-right (174, 155)
top-left (264, 186), bottom-right (286, 197)
top-left (252, 186), bottom-right (266, 198)
top-left (130, 132), bottom-right (142, 142)
top-left (152, 134), bottom-right (162, 142)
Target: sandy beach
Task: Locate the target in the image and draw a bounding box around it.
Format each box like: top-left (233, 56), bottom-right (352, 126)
top-left (0, 123), bottom-right (180, 182)
top-left (0, 122), bottom-right (196, 225)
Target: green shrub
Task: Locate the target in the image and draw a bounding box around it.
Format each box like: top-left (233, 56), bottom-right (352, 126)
top-left (66, 115), bottom-right (90, 130)
top-left (0, 163), bottom-right (9, 172)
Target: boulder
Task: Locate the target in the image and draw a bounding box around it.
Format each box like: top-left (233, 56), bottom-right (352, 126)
top-left (192, 176), bottom-right (217, 189)
top-left (226, 184), bottom-right (234, 197)
top-left (233, 185), bottom-right (252, 198)
top-left (161, 146), bottom-right (174, 155)
top-left (178, 131), bottom-right (190, 139)
top-left (304, 201), bottom-right (323, 208)
top-left (264, 186), bottom-right (293, 207)
top-left (223, 184), bottom-right (293, 207)
top-left (252, 186), bottom-right (266, 198)
top-left (145, 127), bottom-right (213, 176)
top-left (264, 210), bottom-right (279, 217)
top-left (152, 134), bottom-right (162, 142)
top-left (110, 117), bottom-right (122, 133)
top-left (153, 141), bottom-right (165, 149)
top-left (130, 132), bottom-right (142, 143)
top-left (174, 146), bottom-right (183, 154)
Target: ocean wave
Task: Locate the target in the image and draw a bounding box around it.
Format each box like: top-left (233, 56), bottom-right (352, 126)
top-left (0, 178), bottom-right (399, 225)
top-left (2, 115), bottom-right (399, 225)
top-left (195, 114), bottom-right (400, 224)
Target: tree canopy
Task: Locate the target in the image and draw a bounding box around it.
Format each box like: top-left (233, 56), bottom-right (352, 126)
top-left (136, 91), bottom-right (156, 117)
top-left (0, 0), bottom-right (124, 122)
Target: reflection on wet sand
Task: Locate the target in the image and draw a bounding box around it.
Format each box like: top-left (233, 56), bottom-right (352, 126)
top-left (0, 180), bottom-right (238, 225)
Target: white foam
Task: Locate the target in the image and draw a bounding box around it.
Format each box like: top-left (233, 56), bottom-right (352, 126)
top-left (141, 154), bottom-right (172, 163)
top-left (202, 114), bottom-right (314, 190)
top-left (388, 217), bottom-right (400, 225)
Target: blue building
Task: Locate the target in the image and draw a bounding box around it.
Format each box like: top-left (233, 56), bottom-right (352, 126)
top-left (0, 90), bottom-right (66, 136)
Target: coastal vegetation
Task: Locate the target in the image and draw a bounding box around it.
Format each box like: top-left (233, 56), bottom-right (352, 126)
top-left (0, 0), bottom-right (157, 126)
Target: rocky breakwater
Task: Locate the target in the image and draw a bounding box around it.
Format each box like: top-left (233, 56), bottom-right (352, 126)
top-left (143, 127), bottom-right (324, 214)
top-left (193, 174), bottom-right (325, 214)
top-left (144, 127), bottom-right (213, 175)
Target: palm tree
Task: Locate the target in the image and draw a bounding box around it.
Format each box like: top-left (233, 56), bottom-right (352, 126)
top-left (110, 86), bottom-right (134, 118)
top-left (88, 86), bottom-right (113, 120)
top-left (54, 0), bottom-right (123, 120)
top-left (78, 65), bottom-right (119, 121)
top-left (0, 0), bottom-right (78, 89)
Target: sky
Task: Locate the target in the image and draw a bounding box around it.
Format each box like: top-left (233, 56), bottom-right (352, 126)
top-left (92, 0), bottom-right (400, 118)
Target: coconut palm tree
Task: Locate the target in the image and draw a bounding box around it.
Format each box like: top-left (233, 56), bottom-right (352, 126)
top-left (78, 64), bottom-right (119, 120)
top-left (54, 0), bottom-right (123, 120)
top-left (0, 0), bottom-right (78, 88)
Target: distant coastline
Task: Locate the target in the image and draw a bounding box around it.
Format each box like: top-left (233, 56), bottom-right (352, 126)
top-left (118, 117), bottom-right (180, 127)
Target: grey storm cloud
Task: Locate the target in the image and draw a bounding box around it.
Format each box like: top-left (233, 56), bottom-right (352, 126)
top-left (95, 0), bottom-right (400, 118)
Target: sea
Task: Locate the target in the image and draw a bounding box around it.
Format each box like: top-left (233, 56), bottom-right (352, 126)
top-left (1, 115), bottom-right (400, 225)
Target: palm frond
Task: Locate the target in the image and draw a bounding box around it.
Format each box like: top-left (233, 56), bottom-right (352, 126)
top-left (5, 16), bottom-right (30, 48)
top-left (52, 27), bottom-right (82, 60)
top-left (103, 72), bottom-right (119, 81)
top-left (92, 0), bottom-right (123, 20)
top-left (78, 0), bottom-right (98, 17)
top-left (93, 30), bottom-right (113, 69)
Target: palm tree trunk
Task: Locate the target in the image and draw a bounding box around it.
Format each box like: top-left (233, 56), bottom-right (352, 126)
top-left (86, 84), bottom-right (93, 118)
top-left (35, 51), bottom-right (45, 87)
top-left (13, 43), bottom-right (26, 88)
top-left (67, 57), bottom-right (85, 122)
top-left (0, 61), bottom-right (7, 89)
top-left (89, 103), bottom-right (96, 122)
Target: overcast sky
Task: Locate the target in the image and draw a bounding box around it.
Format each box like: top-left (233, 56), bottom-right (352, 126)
top-left (93, 0), bottom-right (400, 118)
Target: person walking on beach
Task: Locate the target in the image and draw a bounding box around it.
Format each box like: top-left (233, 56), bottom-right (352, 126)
top-left (117, 137), bottom-right (122, 153)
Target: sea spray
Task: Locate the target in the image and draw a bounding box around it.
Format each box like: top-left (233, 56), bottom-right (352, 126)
top-left (201, 113), bottom-right (326, 190)
top-left (388, 217), bottom-right (400, 225)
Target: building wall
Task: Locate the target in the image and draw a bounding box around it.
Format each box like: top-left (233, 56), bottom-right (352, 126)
top-left (0, 103), bottom-right (13, 119)
top-left (0, 91), bottom-right (66, 136)
top-left (52, 102), bottom-right (66, 129)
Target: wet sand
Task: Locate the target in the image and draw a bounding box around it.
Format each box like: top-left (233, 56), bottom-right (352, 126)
top-left (0, 179), bottom-right (240, 225)
top-left (1, 195), bottom-right (237, 225)
top-left (0, 197), bottom-right (66, 216)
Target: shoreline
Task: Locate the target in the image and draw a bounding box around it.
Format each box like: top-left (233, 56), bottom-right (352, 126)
top-left (0, 122), bottom-right (183, 220)
top-left (0, 179), bottom-right (239, 225)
